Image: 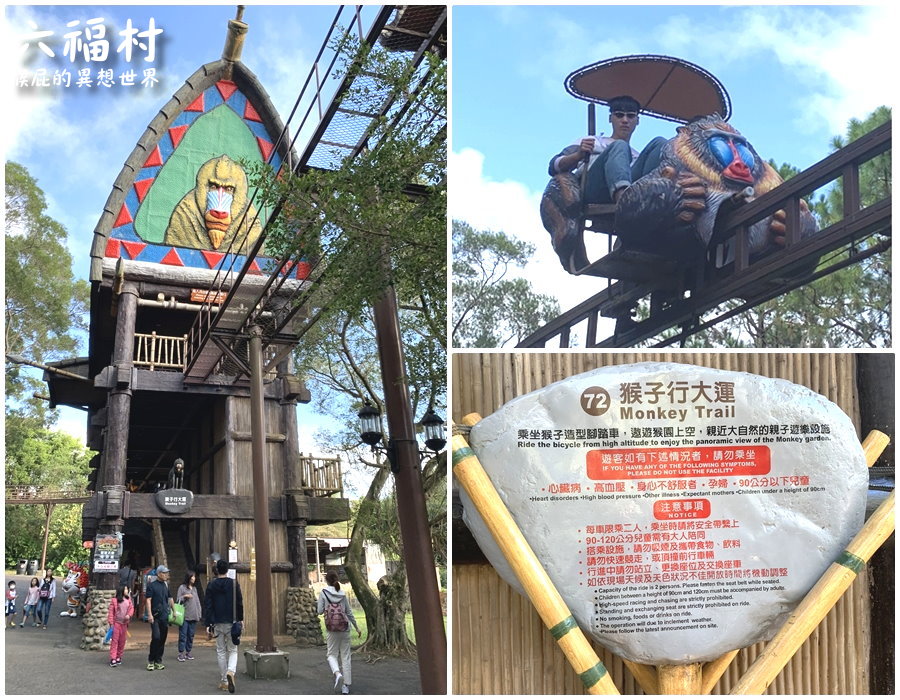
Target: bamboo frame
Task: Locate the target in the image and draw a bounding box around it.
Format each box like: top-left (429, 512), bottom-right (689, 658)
top-left (453, 412), bottom-right (619, 695)
top-left (456, 403), bottom-right (891, 695)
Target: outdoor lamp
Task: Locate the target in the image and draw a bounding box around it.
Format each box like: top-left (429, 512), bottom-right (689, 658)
top-left (419, 408), bottom-right (446, 453)
top-left (358, 400), bottom-right (385, 447)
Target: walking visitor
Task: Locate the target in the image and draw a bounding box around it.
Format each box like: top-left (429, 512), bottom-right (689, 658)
top-left (203, 559), bottom-right (243, 693)
top-left (144, 564), bottom-right (174, 671)
top-left (176, 570), bottom-right (202, 661)
top-left (36, 569), bottom-right (56, 629)
top-left (317, 571), bottom-right (361, 695)
top-left (20, 578), bottom-right (41, 628)
top-left (108, 584), bottom-right (135, 667)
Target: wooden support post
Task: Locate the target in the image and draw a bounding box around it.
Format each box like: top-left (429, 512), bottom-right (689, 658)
top-left (453, 414), bottom-right (619, 695)
top-left (248, 325), bottom-right (276, 653)
top-left (373, 281), bottom-right (447, 695)
top-left (279, 358), bottom-right (308, 588)
top-left (657, 663), bottom-right (702, 694)
top-left (39, 503), bottom-right (55, 572)
top-left (730, 431), bottom-right (892, 695)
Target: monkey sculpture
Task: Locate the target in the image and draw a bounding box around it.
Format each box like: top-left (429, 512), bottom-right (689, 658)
top-left (167, 458), bottom-right (185, 491)
top-left (541, 114), bottom-right (816, 272)
top-left (164, 154), bottom-right (263, 254)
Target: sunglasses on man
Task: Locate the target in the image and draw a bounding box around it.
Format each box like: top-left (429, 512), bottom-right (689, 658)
top-left (612, 111), bottom-right (638, 119)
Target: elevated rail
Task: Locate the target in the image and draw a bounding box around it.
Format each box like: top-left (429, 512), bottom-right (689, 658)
top-left (518, 120), bottom-right (891, 348)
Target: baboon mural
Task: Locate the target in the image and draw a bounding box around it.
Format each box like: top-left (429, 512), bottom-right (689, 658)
top-left (164, 154), bottom-right (263, 254)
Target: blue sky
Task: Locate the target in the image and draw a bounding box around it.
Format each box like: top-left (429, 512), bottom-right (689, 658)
top-left (4, 5), bottom-right (383, 471)
top-left (449, 4), bottom-right (897, 340)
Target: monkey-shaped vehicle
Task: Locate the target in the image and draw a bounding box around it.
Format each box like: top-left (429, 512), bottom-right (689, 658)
top-left (540, 55), bottom-right (817, 329)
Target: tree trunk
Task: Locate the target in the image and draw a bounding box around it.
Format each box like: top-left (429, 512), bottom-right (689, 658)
top-left (344, 460), bottom-right (415, 656)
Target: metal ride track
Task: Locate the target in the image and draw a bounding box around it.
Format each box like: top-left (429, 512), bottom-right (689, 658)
top-left (518, 121), bottom-right (891, 348)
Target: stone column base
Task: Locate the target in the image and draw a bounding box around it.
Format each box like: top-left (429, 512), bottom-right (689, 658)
top-left (81, 589), bottom-right (116, 650)
top-left (285, 587), bottom-right (324, 646)
top-left (244, 649), bottom-right (291, 679)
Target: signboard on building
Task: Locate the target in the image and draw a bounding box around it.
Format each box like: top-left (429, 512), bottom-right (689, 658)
top-left (93, 532), bottom-right (123, 572)
top-left (155, 488), bottom-right (194, 514)
top-left (460, 362), bottom-right (868, 664)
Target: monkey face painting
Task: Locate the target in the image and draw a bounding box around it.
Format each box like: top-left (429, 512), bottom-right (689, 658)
top-left (164, 154), bottom-right (263, 254)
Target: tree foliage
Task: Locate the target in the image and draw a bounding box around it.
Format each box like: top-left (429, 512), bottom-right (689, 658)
top-left (452, 220), bottom-right (561, 347)
top-left (666, 107), bottom-right (891, 347)
top-left (5, 161), bottom-right (89, 421)
top-left (5, 420), bottom-right (93, 568)
top-left (249, 33), bottom-right (446, 655)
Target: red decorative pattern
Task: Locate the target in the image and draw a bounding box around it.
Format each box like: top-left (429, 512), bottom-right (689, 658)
top-left (256, 136), bottom-right (274, 162)
top-left (133, 178), bottom-right (154, 203)
top-left (160, 248), bottom-right (185, 266)
top-left (185, 93), bottom-right (205, 112)
top-left (143, 146), bottom-right (163, 168)
top-left (114, 204), bottom-right (133, 228)
top-left (247, 259), bottom-right (263, 275)
top-left (295, 261), bottom-right (311, 279)
top-left (169, 125), bottom-right (188, 148)
top-left (201, 250), bottom-right (226, 269)
top-left (216, 80), bottom-right (238, 102)
top-left (122, 241), bottom-right (147, 260)
top-left (243, 101), bottom-right (262, 122)
top-left (105, 239), bottom-right (122, 258)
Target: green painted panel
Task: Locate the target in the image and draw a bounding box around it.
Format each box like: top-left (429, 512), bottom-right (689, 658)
top-left (135, 105), bottom-right (265, 243)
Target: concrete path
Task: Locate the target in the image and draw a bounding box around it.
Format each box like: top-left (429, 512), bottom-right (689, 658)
top-left (3, 574), bottom-right (422, 695)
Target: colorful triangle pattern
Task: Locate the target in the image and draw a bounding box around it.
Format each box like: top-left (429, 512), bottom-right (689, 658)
top-left (143, 146), bottom-right (163, 168)
top-left (185, 93), bottom-right (205, 112)
top-left (217, 80), bottom-right (238, 102)
top-left (160, 248), bottom-right (185, 266)
top-left (133, 178), bottom-right (154, 203)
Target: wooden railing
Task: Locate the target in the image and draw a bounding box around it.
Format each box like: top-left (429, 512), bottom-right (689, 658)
top-left (5, 485), bottom-right (93, 504)
top-left (299, 454), bottom-right (343, 498)
top-left (134, 332), bottom-right (188, 371)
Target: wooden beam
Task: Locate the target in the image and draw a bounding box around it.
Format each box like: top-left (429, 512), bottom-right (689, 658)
top-left (118, 493), bottom-right (349, 524)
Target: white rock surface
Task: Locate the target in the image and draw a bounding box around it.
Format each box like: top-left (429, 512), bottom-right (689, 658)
top-left (459, 362), bottom-right (867, 664)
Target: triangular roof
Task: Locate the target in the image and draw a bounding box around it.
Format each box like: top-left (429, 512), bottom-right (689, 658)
top-left (90, 57), bottom-right (297, 283)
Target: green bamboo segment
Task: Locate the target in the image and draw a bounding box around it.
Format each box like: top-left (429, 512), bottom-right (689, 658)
top-left (730, 490), bottom-right (894, 694)
top-left (453, 413), bottom-right (619, 695)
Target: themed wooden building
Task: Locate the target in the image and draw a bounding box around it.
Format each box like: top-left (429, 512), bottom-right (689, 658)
top-left (44, 13), bottom-right (348, 640)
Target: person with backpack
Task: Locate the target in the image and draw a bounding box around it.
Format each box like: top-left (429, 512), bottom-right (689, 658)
top-left (107, 584), bottom-right (135, 667)
top-left (36, 569), bottom-right (56, 629)
top-left (203, 559), bottom-right (243, 693)
top-left (317, 571), bottom-right (361, 695)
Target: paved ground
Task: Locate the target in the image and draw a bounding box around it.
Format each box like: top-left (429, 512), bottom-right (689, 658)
top-left (3, 574), bottom-right (422, 695)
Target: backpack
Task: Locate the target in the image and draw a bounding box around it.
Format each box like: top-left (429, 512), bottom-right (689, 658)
top-left (323, 592), bottom-right (349, 632)
top-left (39, 581), bottom-right (51, 599)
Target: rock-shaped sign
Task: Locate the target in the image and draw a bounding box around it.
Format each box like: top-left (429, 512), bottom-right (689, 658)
top-left (155, 488), bottom-right (194, 514)
top-left (459, 362), bottom-right (867, 664)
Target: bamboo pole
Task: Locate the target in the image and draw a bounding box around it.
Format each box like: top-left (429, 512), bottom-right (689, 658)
top-left (730, 431), bottom-right (892, 695)
top-left (623, 659), bottom-right (658, 695)
top-left (701, 650), bottom-right (741, 694)
top-left (453, 413), bottom-right (619, 695)
top-left (658, 663), bottom-right (703, 694)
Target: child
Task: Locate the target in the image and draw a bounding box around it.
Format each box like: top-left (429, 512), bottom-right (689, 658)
top-left (107, 585), bottom-right (134, 667)
top-left (5, 581), bottom-right (17, 627)
top-left (20, 578), bottom-right (41, 627)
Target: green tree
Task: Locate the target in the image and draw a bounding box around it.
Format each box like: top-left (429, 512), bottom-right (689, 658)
top-left (665, 108), bottom-right (891, 347)
top-left (5, 424), bottom-right (93, 568)
top-left (250, 32), bottom-right (445, 655)
top-left (5, 161), bottom-right (89, 421)
top-left (452, 220), bottom-right (561, 347)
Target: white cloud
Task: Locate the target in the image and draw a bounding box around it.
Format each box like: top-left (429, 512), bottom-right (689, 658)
top-left (449, 148), bottom-right (617, 345)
